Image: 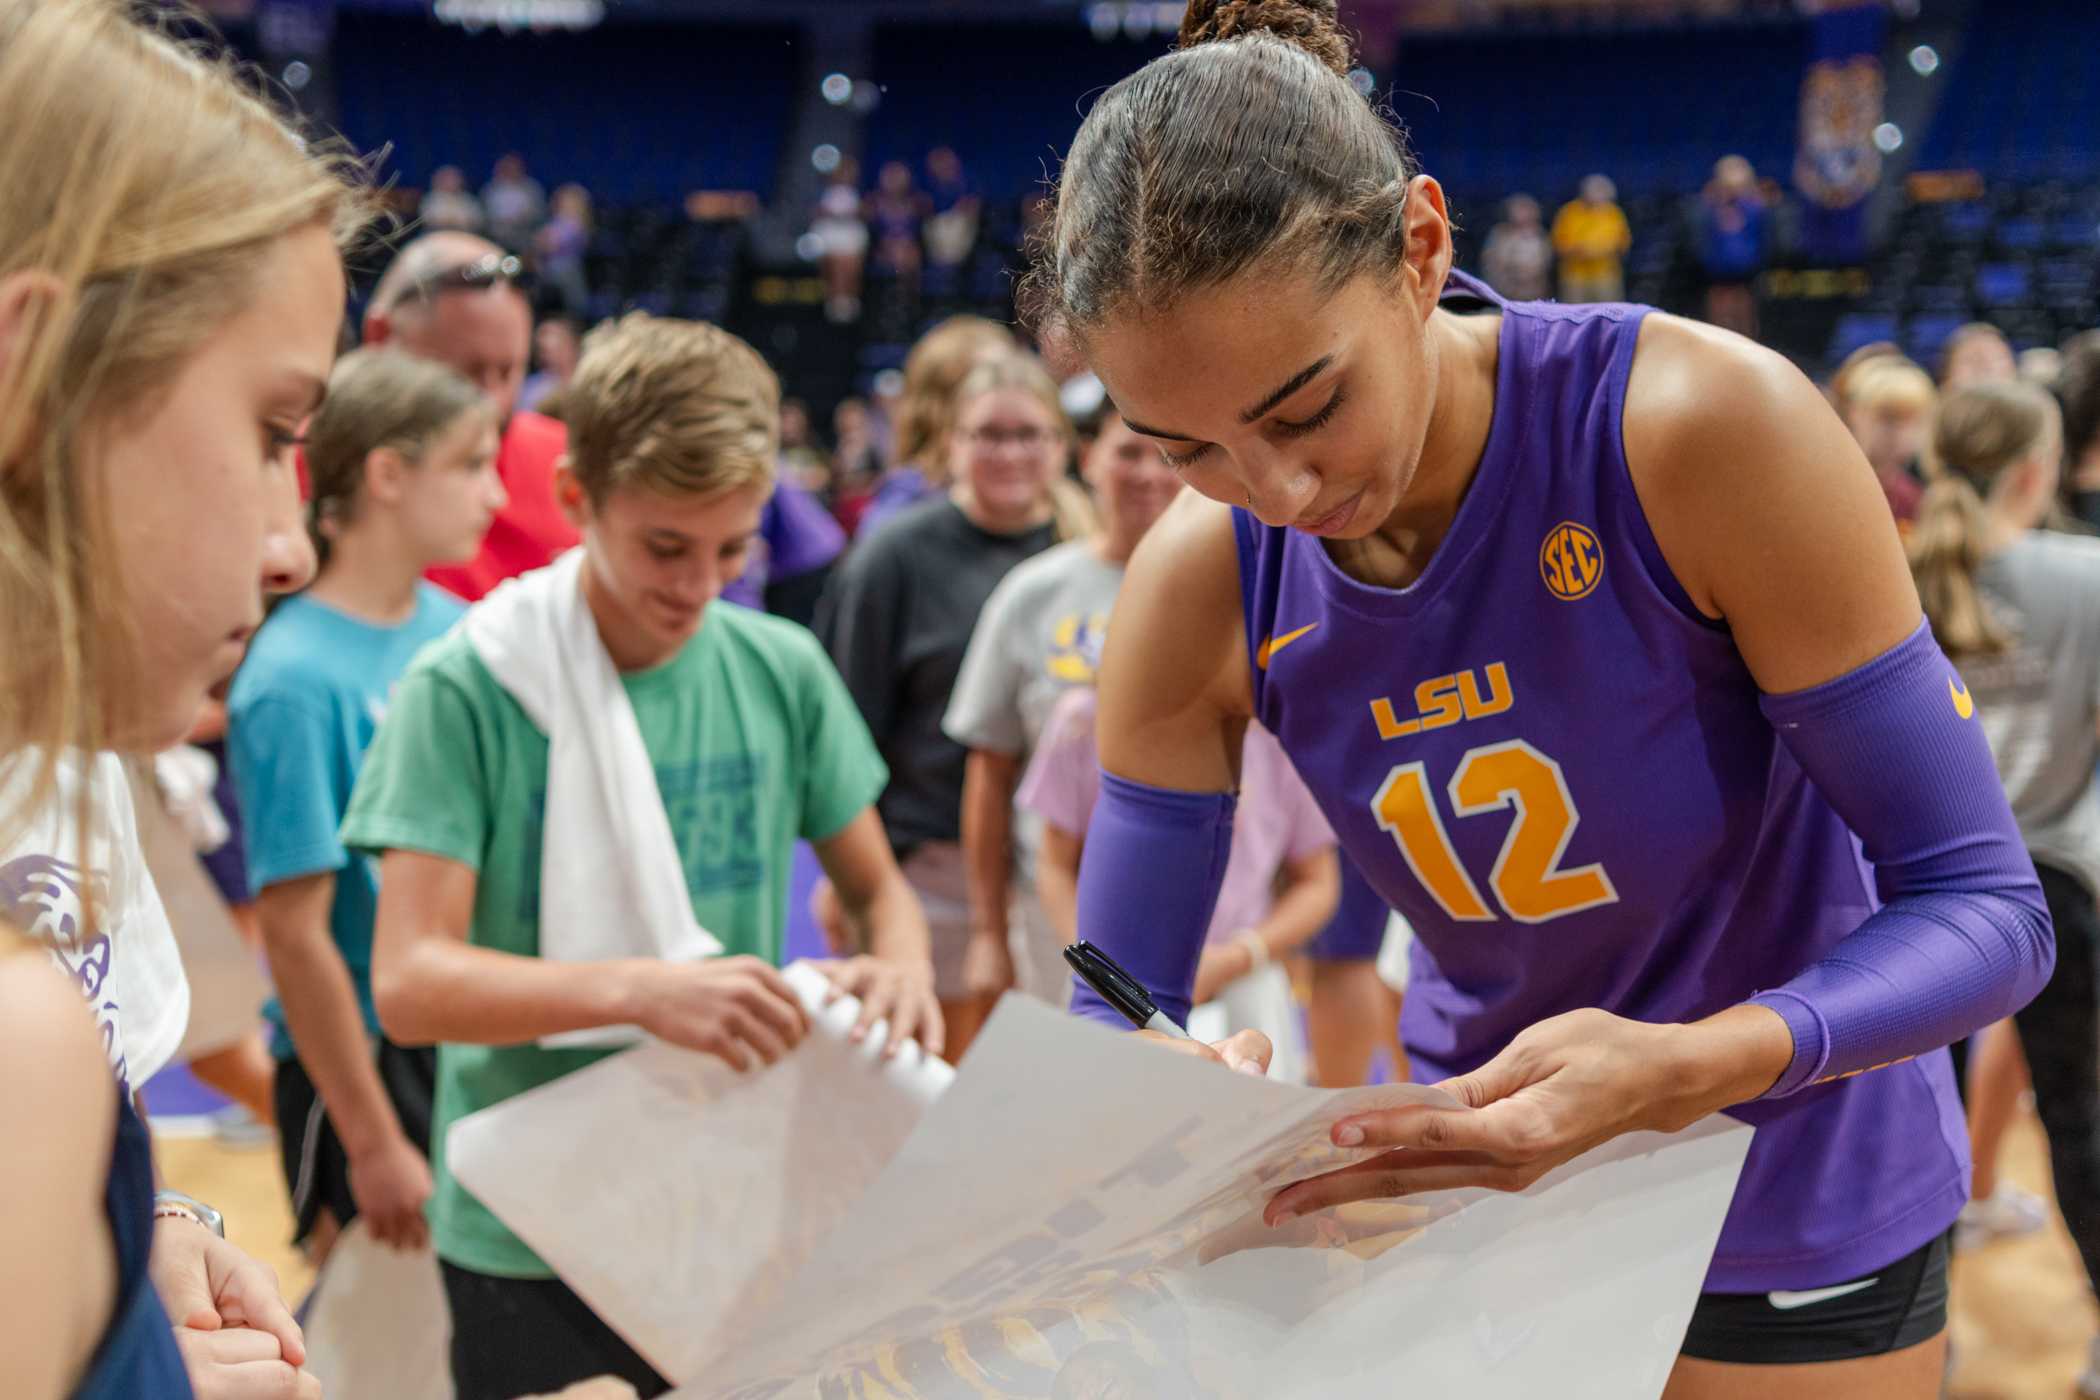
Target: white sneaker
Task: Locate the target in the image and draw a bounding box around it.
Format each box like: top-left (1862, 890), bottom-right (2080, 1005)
top-left (1954, 1184), bottom-right (2049, 1250)
top-left (208, 1104), bottom-right (274, 1151)
top-left (2077, 1335), bottom-right (2100, 1399)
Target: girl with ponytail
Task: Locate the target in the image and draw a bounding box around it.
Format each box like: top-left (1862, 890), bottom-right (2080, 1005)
top-left (224, 347), bottom-right (499, 1268)
top-left (1911, 381), bottom-right (2100, 1392)
top-left (1028, 0), bottom-right (2051, 1389)
top-left (1909, 381), bottom-right (2059, 657)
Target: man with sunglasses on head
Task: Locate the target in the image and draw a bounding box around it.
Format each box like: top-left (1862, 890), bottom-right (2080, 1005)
top-left (364, 231), bottom-right (578, 601)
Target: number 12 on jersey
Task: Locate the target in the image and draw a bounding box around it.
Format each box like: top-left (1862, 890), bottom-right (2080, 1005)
top-left (1371, 739), bottom-right (1619, 924)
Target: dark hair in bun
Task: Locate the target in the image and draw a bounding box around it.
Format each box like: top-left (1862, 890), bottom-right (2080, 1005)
top-left (1179, 0), bottom-right (1354, 77)
top-left (1024, 0), bottom-right (1415, 339)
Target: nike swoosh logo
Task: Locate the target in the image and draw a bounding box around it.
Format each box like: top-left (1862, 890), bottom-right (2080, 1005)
top-left (1949, 676), bottom-right (1974, 720)
top-left (1766, 1278), bottom-right (1879, 1310)
top-left (1256, 623), bottom-right (1319, 670)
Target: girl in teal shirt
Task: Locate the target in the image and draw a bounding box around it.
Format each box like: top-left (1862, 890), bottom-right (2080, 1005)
top-left (229, 348), bottom-right (502, 1267)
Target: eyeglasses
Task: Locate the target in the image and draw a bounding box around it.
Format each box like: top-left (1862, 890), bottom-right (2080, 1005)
top-left (386, 252), bottom-right (533, 312)
top-left (960, 425), bottom-right (1056, 452)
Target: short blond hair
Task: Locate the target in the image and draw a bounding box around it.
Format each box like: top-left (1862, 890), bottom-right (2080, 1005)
top-left (562, 312), bottom-right (780, 504)
top-left (1844, 358), bottom-right (1937, 418)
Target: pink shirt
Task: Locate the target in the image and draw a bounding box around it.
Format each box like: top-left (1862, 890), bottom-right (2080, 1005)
top-left (1018, 687), bottom-right (1335, 944)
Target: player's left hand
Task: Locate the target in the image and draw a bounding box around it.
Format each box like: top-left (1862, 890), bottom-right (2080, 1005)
top-left (151, 1214), bottom-right (306, 1367)
top-left (813, 955), bottom-right (945, 1061)
top-left (1264, 1007), bottom-right (1758, 1225)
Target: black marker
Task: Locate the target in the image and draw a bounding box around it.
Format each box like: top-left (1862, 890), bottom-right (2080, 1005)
top-left (1064, 940), bottom-right (1191, 1040)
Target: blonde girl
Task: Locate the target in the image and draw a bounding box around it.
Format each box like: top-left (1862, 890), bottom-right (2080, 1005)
top-left (0, 0), bottom-right (368, 1394)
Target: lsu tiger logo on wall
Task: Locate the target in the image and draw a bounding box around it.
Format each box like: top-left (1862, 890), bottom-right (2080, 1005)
top-left (1539, 521), bottom-right (1604, 601)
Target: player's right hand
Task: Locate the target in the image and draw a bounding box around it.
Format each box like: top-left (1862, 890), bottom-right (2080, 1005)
top-left (1134, 1027), bottom-right (1272, 1077)
top-left (347, 1132), bottom-right (434, 1251)
top-left (635, 956), bottom-right (810, 1071)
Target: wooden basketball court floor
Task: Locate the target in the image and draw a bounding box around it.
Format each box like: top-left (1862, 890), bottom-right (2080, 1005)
top-left (160, 1102), bottom-right (2091, 1397)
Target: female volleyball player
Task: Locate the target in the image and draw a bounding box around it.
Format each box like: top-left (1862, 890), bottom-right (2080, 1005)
top-left (1031, 3), bottom-right (2052, 1393)
top-left (0, 1), bottom-right (370, 1393)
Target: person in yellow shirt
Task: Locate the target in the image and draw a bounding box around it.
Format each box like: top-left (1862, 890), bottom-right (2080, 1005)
top-left (1553, 173), bottom-right (1632, 302)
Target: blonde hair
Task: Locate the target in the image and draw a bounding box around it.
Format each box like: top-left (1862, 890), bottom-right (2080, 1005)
top-left (563, 311), bottom-right (780, 504)
top-left (948, 351), bottom-right (1099, 543)
top-left (0, 0), bottom-right (371, 855)
top-left (893, 315), bottom-right (1016, 478)
top-left (1829, 341), bottom-right (1903, 409)
top-left (1844, 358), bottom-right (1937, 419)
top-left (1910, 380), bottom-right (2061, 656)
top-left (305, 348), bottom-right (489, 567)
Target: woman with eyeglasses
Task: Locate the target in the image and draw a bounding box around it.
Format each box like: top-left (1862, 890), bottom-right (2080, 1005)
top-left (819, 352), bottom-right (1078, 1059)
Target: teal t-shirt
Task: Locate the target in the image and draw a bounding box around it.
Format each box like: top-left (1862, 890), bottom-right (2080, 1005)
top-left (226, 584), bottom-right (465, 1060)
top-left (339, 601), bottom-right (888, 1278)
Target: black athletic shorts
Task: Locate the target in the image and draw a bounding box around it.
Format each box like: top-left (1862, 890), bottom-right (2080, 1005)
top-left (442, 1262), bottom-right (671, 1400)
top-left (273, 1038), bottom-right (436, 1245)
top-left (1679, 1229), bottom-right (1950, 1364)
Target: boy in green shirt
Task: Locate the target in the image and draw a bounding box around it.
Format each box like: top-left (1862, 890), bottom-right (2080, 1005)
top-left (345, 312), bottom-right (938, 1400)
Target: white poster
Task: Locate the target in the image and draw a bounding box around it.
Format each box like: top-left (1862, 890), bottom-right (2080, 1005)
top-left (452, 986), bottom-right (1750, 1400)
top-left (298, 1220), bottom-right (452, 1400)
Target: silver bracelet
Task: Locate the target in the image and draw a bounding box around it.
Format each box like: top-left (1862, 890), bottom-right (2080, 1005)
top-left (153, 1190), bottom-right (224, 1238)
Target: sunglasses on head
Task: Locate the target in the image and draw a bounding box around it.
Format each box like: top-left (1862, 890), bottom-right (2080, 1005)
top-left (389, 252), bottom-right (534, 311)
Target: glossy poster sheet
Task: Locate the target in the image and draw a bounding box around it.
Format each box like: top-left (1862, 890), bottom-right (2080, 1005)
top-left (452, 981), bottom-right (1750, 1400)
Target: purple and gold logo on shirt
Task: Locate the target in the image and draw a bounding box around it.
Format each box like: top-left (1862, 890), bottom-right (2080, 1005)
top-left (1047, 612), bottom-right (1110, 684)
top-left (1540, 522), bottom-right (1604, 601)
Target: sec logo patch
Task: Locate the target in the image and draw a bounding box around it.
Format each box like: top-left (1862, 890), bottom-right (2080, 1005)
top-left (1540, 521), bottom-right (1604, 601)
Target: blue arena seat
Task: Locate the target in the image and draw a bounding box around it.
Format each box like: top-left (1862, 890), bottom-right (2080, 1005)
top-left (332, 14), bottom-right (798, 204)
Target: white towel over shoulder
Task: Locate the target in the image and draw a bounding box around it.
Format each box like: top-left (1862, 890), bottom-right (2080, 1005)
top-left (465, 549), bottom-right (722, 1048)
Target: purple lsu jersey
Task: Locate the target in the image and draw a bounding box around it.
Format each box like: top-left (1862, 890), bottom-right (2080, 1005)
top-left (1231, 273), bottom-right (1967, 1293)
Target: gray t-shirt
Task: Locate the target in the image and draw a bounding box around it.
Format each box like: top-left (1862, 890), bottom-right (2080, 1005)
top-left (1962, 531), bottom-right (2100, 896)
top-left (943, 540), bottom-right (1125, 878)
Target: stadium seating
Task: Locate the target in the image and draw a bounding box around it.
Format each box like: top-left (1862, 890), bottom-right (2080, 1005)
top-left (1918, 0), bottom-right (2100, 184)
top-left (332, 15), bottom-right (799, 204)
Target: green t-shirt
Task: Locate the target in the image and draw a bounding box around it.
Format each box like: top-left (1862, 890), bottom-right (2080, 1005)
top-left (339, 602), bottom-right (887, 1278)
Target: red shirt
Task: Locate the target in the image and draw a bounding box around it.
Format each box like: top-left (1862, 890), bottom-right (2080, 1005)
top-left (425, 410), bottom-right (579, 602)
top-left (1876, 464), bottom-right (1924, 529)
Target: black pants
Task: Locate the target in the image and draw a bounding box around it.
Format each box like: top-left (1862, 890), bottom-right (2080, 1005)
top-left (273, 1039), bottom-right (435, 1245)
top-left (2003, 862), bottom-right (2100, 1294)
top-left (441, 1262), bottom-right (671, 1400)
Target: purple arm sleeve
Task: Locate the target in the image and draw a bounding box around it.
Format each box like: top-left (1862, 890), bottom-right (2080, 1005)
top-left (1069, 771), bottom-right (1237, 1029)
top-left (1750, 618), bottom-right (2054, 1097)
